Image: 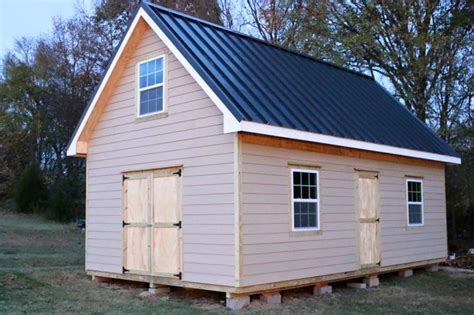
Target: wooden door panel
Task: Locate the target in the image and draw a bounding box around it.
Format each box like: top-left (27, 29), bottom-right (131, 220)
top-left (151, 170), bottom-right (181, 276)
top-left (358, 178), bottom-right (377, 219)
top-left (153, 175), bottom-right (179, 223)
top-left (152, 227), bottom-right (180, 275)
top-left (124, 178), bottom-right (149, 223)
top-left (359, 222), bottom-right (378, 265)
top-left (123, 226), bottom-right (148, 272)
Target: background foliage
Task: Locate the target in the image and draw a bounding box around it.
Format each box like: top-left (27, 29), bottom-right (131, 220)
top-left (0, 0), bottom-right (472, 244)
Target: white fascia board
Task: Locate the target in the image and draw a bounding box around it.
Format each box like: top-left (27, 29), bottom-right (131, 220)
top-left (67, 8), bottom-right (240, 156)
top-left (240, 121), bottom-right (461, 164)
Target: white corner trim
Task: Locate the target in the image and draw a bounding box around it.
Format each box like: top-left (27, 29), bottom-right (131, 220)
top-left (67, 8), bottom-right (240, 156)
top-left (240, 121), bottom-right (461, 164)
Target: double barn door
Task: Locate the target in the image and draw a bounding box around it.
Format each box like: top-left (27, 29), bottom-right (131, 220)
top-left (122, 168), bottom-right (182, 278)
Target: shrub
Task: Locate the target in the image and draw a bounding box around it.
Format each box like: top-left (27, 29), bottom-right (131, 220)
top-left (47, 175), bottom-right (85, 222)
top-left (14, 163), bottom-right (46, 213)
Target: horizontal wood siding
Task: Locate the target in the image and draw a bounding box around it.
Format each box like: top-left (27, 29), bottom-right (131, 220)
top-left (240, 141), bottom-right (447, 286)
top-left (86, 26), bottom-right (235, 286)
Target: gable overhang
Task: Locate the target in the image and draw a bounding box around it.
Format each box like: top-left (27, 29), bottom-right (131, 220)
top-left (66, 7), bottom-right (240, 157)
top-left (67, 5), bottom-right (461, 165)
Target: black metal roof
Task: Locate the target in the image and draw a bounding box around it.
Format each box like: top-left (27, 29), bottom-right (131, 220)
top-left (142, 2), bottom-right (458, 158)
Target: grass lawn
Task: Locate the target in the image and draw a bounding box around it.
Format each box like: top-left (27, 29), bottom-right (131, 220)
top-left (1, 209), bottom-right (473, 314)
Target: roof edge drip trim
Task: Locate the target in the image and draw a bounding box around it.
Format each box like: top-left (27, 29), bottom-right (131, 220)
top-left (239, 121), bottom-right (461, 164)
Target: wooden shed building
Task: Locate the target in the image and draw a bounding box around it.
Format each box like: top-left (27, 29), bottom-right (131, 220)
top-left (67, 2), bottom-right (461, 310)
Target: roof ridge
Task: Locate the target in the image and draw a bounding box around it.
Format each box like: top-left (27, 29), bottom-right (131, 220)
top-left (143, 1), bottom-right (374, 80)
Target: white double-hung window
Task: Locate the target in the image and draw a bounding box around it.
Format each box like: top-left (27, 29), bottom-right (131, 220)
top-left (137, 56), bottom-right (165, 117)
top-left (406, 179), bottom-right (424, 226)
top-left (291, 168), bottom-right (320, 231)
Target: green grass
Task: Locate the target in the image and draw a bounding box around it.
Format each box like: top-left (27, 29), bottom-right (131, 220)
top-left (1, 209), bottom-right (473, 314)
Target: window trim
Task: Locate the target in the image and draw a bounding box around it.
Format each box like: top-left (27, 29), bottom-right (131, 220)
top-left (406, 178), bottom-right (424, 227)
top-left (291, 168), bottom-right (321, 232)
top-left (136, 54), bottom-right (166, 118)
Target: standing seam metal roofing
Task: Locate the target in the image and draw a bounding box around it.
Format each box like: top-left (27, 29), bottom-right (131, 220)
top-left (142, 2), bottom-right (458, 157)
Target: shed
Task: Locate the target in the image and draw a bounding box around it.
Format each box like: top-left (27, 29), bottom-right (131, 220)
top-left (67, 2), bottom-right (461, 309)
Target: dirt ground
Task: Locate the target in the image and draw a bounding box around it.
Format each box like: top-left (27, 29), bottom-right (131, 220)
top-left (1, 209), bottom-right (474, 314)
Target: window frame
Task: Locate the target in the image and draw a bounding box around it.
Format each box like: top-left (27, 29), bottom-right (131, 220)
top-left (406, 178), bottom-right (424, 227)
top-left (136, 55), bottom-right (166, 118)
top-left (290, 168), bottom-right (321, 232)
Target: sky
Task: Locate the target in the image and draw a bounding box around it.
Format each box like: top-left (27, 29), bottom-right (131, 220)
top-left (0, 0), bottom-right (93, 58)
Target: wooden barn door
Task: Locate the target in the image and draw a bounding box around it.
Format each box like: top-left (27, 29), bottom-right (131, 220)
top-left (152, 168), bottom-right (182, 278)
top-left (122, 168), bottom-right (182, 278)
top-left (123, 173), bottom-right (150, 274)
top-left (357, 171), bottom-right (381, 267)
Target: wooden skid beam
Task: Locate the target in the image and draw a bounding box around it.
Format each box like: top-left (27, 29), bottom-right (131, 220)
top-left (87, 257), bottom-right (445, 295)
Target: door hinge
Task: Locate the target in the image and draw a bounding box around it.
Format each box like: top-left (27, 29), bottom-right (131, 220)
top-left (122, 175), bottom-right (130, 182)
top-left (173, 169), bottom-right (182, 177)
top-left (174, 272), bottom-right (182, 280)
top-left (375, 218), bottom-right (380, 223)
top-left (123, 267), bottom-right (129, 273)
top-left (173, 221), bottom-right (182, 229)
top-left (376, 261), bottom-right (381, 266)
top-left (122, 221), bottom-right (130, 227)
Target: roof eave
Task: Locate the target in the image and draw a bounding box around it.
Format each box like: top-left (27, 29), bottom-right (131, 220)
top-left (239, 121), bottom-right (461, 165)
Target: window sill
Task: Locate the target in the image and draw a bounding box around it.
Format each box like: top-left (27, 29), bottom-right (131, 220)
top-left (405, 224), bottom-right (425, 231)
top-left (135, 111), bottom-right (168, 122)
top-left (289, 229), bottom-right (322, 237)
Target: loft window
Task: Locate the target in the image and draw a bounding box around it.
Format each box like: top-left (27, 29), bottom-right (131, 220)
top-left (407, 179), bottom-right (424, 226)
top-left (137, 56), bottom-right (165, 117)
top-left (291, 168), bottom-right (320, 231)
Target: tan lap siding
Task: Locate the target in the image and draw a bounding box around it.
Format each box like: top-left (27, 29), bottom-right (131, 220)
top-left (240, 141), bottom-right (446, 287)
top-left (86, 26), bottom-right (235, 286)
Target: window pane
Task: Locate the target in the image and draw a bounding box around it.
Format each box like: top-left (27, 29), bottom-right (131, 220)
top-left (302, 172), bottom-right (309, 185)
top-left (293, 185), bottom-right (301, 199)
top-left (293, 172), bottom-right (301, 185)
top-left (294, 203), bottom-right (301, 228)
top-left (156, 71), bottom-right (163, 84)
top-left (156, 58), bottom-right (163, 71)
top-left (409, 204), bottom-right (422, 224)
top-left (310, 173), bottom-right (316, 185)
top-left (302, 186), bottom-right (309, 199)
top-left (148, 73), bottom-right (156, 86)
top-left (140, 63), bottom-right (147, 76)
top-left (294, 202), bottom-right (317, 229)
top-left (294, 202), bottom-right (301, 214)
top-left (309, 213), bottom-right (316, 227)
top-left (148, 60), bottom-right (156, 73)
top-left (140, 87), bottom-right (163, 115)
top-left (139, 76), bottom-right (147, 88)
top-left (139, 100), bottom-right (148, 116)
top-left (307, 203), bottom-right (316, 214)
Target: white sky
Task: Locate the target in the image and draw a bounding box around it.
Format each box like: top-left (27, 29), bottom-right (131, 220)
top-left (0, 0), bottom-right (94, 58)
